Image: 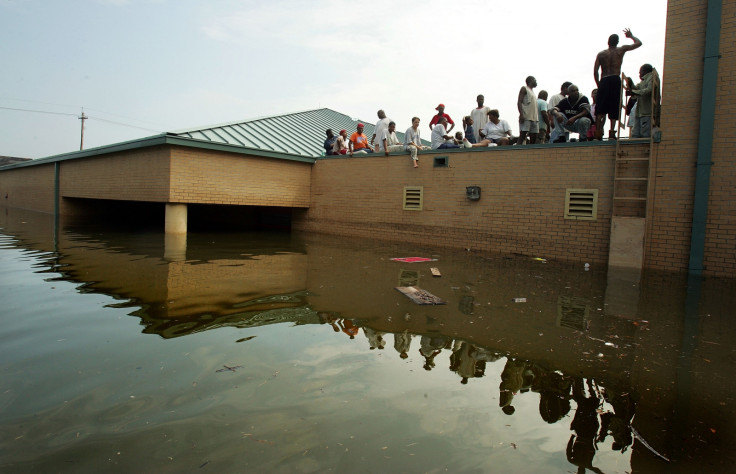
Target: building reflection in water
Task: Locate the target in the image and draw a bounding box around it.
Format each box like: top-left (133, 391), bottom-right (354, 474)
top-left (1, 206), bottom-right (735, 472)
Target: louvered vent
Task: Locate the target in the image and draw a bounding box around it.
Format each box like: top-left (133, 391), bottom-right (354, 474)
top-left (565, 189), bottom-right (598, 220)
top-left (403, 186), bottom-right (423, 211)
top-left (556, 296), bottom-right (591, 331)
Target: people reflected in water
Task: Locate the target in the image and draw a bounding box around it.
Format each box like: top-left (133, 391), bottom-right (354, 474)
top-left (364, 327), bottom-right (386, 350)
top-left (420, 335), bottom-right (450, 371)
top-left (499, 357), bottom-right (534, 415)
top-left (533, 365), bottom-right (573, 424)
top-left (394, 330), bottom-right (413, 359)
top-left (338, 319), bottom-right (360, 339)
top-left (450, 341), bottom-right (486, 384)
top-left (318, 312), bottom-right (341, 332)
top-left (316, 322), bottom-right (639, 470)
top-left (597, 387), bottom-right (637, 453)
top-left (567, 378), bottom-right (604, 474)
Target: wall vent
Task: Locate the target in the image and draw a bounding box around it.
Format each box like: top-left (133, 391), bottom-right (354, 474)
top-left (433, 156), bottom-right (449, 167)
top-left (565, 189), bottom-right (598, 220)
top-left (403, 186), bottom-right (423, 210)
top-left (556, 296), bottom-right (591, 331)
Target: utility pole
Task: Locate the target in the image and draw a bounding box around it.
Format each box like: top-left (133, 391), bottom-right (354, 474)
top-left (79, 108), bottom-right (87, 150)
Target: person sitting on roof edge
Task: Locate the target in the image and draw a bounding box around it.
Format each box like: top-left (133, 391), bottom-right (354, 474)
top-left (332, 129), bottom-right (349, 155)
top-left (324, 129), bottom-right (337, 155)
top-left (349, 123), bottom-right (374, 156)
top-left (431, 116), bottom-right (461, 150)
top-left (378, 121), bottom-right (405, 156)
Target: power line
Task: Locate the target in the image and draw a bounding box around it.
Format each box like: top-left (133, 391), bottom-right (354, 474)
top-left (89, 116), bottom-right (162, 133)
top-left (0, 105), bottom-right (163, 133)
top-left (0, 105), bottom-right (77, 117)
top-left (1, 97), bottom-right (169, 128)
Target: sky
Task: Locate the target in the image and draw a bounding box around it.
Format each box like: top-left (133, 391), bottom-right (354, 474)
top-left (0, 0), bottom-right (668, 159)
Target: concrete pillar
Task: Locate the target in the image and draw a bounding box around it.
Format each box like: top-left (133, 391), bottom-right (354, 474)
top-left (164, 233), bottom-right (187, 261)
top-left (165, 203), bottom-right (187, 234)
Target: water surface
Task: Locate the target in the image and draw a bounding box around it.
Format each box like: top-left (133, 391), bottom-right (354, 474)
top-left (0, 208), bottom-right (734, 473)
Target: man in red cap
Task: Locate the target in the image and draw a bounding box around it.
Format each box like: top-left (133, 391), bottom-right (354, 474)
top-left (349, 123), bottom-right (374, 156)
top-left (429, 103), bottom-right (455, 133)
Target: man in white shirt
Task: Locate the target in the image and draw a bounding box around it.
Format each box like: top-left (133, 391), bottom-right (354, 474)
top-left (379, 121), bottom-right (405, 155)
top-left (431, 117), bottom-right (460, 150)
top-left (371, 109), bottom-right (391, 148)
top-left (517, 76), bottom-right (539, 145)
top-left (470, 94), bottom-right (491, 142)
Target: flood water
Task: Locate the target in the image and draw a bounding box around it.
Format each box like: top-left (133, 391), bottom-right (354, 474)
top-left (1, 207), bottom-right (735, 473)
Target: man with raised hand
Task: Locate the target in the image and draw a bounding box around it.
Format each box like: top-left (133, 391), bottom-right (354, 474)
top-left (593, 28), bottom-right (642, 140)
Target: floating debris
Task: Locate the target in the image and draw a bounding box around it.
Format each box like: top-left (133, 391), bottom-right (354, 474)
top-left (430, 267), bottom-right (441, 277)
top-left (390, 257), bottom-right (437, 263)
top-left (512, 298), bottom-right (527, 303)
top-left (395, 286), bottom-right (447, 305)
top-left (216, 365), bottom-right (243, 373)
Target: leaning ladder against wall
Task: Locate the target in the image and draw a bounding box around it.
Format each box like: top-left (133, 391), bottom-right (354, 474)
top-left (613, 71), bottom-right (661, 218)
top-left (608, 72), bottom-right (661, 270)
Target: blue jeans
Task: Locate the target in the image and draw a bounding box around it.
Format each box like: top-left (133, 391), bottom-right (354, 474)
top-left (564, 117), bottom-right (592, 138)
top-left (549, 116), bottom-right (570, 142)
top-left (437, 143), bottom-right (460, 149)
top-left (632, 116), bottom-right (651, 138)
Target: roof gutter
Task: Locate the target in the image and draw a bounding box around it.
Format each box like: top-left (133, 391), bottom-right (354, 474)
top-left (688, 0), bottom-right (721, 276)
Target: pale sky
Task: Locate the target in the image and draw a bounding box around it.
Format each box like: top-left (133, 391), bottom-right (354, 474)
top-left (0, 0), bottom-right (668, 159)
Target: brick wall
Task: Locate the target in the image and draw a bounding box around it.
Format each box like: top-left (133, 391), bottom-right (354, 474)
top-left (647, 0), bottom-right (736, 277)
top-left (169, 146), bottom-right (311, 207)
top-left (294, 145), bottom-right (623, 264)
top-left (645, 0), bottom-right (705, 272)
top-left (703, 0), bottom-right (736, 276)
top-left (0, 163), bottom-right (56, 213)
top-left (60, 146), bottom-right (172, 202)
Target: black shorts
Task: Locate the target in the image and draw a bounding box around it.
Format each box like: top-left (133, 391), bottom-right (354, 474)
top-left (596, 75), bottom-right (622, 120)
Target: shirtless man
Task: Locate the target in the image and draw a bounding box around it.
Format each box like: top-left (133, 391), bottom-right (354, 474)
top-left (593, 28), bottom-right (642, 140)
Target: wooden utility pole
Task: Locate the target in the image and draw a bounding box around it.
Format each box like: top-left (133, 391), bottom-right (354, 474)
top-left (79, 108), bottom-right (87, 150)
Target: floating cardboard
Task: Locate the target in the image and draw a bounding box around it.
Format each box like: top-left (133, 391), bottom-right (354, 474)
top-left (390, 257), bottom-right (437, 263)
top-left (430, 267), bottom-right (441, 277)
top-left (395, 286), bottom-right (447, 305)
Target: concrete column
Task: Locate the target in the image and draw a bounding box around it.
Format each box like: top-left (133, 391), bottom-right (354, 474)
top-left (165, 203), bottom-right (187, 234)
top-left (164, 233), bottom-right (187, 261)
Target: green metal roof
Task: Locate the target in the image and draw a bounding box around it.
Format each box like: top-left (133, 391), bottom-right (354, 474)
top-left (170, 108), bottom-right (424, 158)
top-left (0, 108), bottom-right (432, 171)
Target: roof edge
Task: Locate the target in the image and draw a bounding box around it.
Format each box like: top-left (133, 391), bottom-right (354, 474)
top-left (0, 134), bottom-right (317, 171)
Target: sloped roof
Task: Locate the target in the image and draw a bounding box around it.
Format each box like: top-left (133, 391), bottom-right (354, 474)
top-left (169, 108), bottom-right (420, 158)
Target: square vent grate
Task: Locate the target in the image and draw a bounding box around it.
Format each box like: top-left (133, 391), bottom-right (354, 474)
top-left (403, 186), bottom-right (423, 210)
top-left (565, 189), bottom-right (598, 220)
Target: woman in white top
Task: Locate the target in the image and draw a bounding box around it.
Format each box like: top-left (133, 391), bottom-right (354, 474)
top-left (479, 109), bottom-right (513, 146)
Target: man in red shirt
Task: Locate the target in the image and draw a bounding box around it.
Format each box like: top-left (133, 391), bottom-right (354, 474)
top-left (429, 103), bottom-right (455, 133)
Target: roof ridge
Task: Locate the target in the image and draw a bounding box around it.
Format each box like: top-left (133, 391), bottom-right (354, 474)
top-left (169, 107), bottom-right (355, 134)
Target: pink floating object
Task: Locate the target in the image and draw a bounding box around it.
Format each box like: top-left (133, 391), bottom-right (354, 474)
top-left (390, 257), bottom-right (437, 263)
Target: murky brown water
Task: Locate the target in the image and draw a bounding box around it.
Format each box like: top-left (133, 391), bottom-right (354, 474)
top-left (0, 207), bottom-right (734, 473)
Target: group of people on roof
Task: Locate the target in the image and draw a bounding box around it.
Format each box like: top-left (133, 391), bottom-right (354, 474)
top-left (323, 28), bottom-right (658, 168)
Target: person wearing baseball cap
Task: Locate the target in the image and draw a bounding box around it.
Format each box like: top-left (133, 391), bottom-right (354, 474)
top-left (333, 129), bottom-right (349, 155)
top-left (429, 103), bottom-right (455, 133)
